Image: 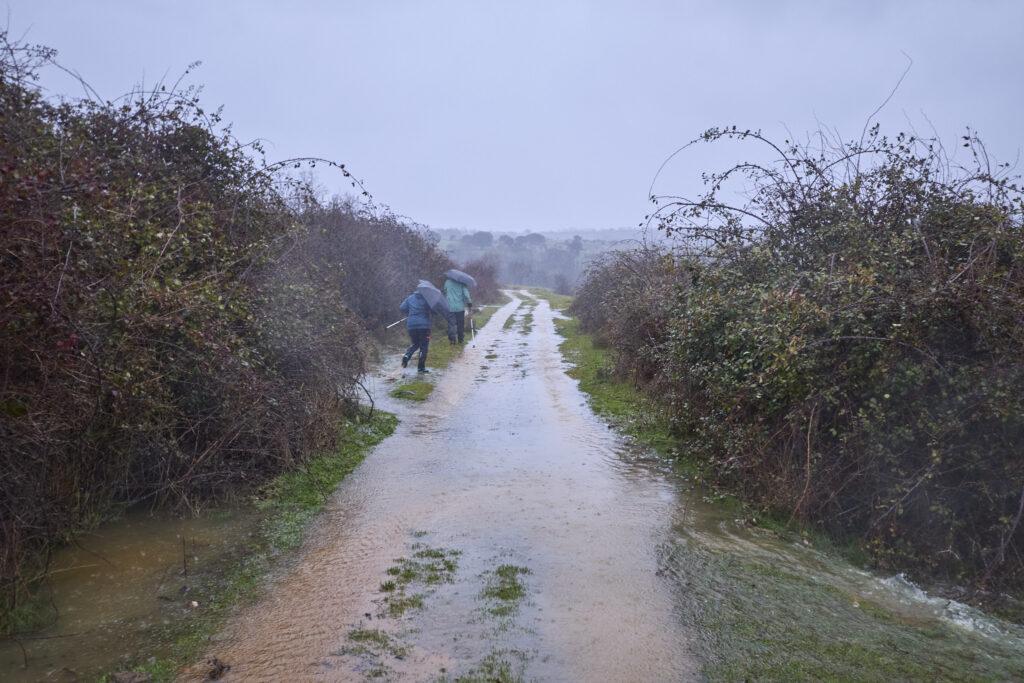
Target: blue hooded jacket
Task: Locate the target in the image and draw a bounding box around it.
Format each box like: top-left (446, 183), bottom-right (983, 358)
top-left (399, 292), bottom-right (432, 330)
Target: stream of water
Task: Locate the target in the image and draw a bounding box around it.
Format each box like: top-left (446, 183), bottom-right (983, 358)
top-left (4, 291), bottom-right (1023, 681)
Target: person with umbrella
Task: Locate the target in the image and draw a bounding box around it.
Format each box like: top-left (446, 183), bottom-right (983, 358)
top-left (399, 280), bottom-right (448, 373)
top-left (443, 269), bottom-right (475, 345)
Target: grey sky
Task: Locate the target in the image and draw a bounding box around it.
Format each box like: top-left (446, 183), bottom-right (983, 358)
top-left (5, 1), bottom-right (1023, 233)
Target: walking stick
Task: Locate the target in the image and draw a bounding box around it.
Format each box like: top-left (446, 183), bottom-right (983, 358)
top-left (385, 317), bottom-right (407, 330)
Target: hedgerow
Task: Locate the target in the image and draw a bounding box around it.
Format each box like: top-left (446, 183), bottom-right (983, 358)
top-left (0, 34), bottom-right (454, 629)
top-left (574, 125), bottom-right (1024, 593)
top-left (298, 201), bottom-right (454, 327)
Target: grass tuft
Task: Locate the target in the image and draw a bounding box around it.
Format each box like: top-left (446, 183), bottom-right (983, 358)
top-left (389, 381), bottom-right (434, 401)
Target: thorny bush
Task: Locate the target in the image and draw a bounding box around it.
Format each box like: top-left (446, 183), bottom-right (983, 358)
top-left (571, 246), bottom-right (682, 384)
top-left (462, 254), bottom-right (500, 306)
top-left (0, 34), bottom-right (453, 630)
top-left (298, 200), bottom-right (455, 328)
top-left (579, 124), bottom-right (1024, 595)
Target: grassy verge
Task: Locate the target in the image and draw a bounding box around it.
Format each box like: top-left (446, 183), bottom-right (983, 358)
top-left (554, 316), bottom-right (682, 462)
top-left (673, 545), bottom-right (1024, 681)
top-left (113, 410), bottom-right (398, 681)
top-left (525, 286), bottom-right (571, 311)
top-left (534, 285), bottom-right (669, 444)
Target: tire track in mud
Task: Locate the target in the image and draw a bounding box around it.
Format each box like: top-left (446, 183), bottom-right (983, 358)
top-left (188, 291), bottom-right (698, 681)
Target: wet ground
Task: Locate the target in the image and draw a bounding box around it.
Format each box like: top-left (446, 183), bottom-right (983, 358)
top-left (186, 291), bottom-right (1024, 681)
top-left (0, 508), bottom-right (259, 681)
top-left (189, 292), bottom-right (699, 681)
top-left (5, 291), bottom-right (1024, 681)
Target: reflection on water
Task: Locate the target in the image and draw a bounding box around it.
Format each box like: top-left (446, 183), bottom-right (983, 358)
top-left (0, 508), bottom-right (257, 682)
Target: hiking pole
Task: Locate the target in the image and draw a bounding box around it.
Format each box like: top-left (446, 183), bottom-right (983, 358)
top-left (385, 317), bottom-right (407, 330)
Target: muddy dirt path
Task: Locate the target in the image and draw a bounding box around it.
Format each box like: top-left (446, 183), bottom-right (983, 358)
top-left (191, 292), bottom-right (698, 681)
top-left (5, 292), bottom-right (1021, 680)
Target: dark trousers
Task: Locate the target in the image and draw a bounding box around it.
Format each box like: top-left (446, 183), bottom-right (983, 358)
top-left (447, 311), bottom-right (466, 343)
top-left (404, 329), bottom-right (430, 370)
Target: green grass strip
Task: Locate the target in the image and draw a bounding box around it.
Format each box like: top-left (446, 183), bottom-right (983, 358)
top-left (554, 316), bottom-right (682, 463)
top-left (389, 380), bottom-right (435, 401)
top-left (525, 286), bottom-right (572, 311)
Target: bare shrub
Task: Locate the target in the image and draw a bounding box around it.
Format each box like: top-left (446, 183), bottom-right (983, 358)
top-left (462, 254), bottom-right (500, 304)
top-left (300, 200), bottom-right (455, 328)
top-left (571, 246), bottom-right (682, 382)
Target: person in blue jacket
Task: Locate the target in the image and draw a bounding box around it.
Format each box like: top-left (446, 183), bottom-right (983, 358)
top-left (399, 290), bottom-right (434, 373)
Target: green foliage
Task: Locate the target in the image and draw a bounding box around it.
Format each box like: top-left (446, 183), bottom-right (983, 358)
top-left (577, 124), bottom-right (1024, 593)
top-left (376, 544), bottom-right (460, 618)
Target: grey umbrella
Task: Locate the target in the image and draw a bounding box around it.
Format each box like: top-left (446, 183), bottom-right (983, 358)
top-left (417, 280), bottom-right (450, 313)
top-left (444, 268), bottom-right (477, 288)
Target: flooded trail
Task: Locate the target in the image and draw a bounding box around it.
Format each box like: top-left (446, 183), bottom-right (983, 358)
top-left (6, 291), bottom-right (1022, 680)
top-left (195, 292), bottom-right (698, 681)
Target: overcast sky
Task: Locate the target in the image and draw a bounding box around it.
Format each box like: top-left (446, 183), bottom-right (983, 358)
top-left (4, 1), bottom-right (1023, 233)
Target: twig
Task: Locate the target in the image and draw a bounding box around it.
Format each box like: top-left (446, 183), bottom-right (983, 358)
top-left (7, 630), bottom-right (91, 641)
top-left (859, 52), bottom-right (914, 151)
top-left (1, 634), bottom-right (27, 668)
top-left (72, 538), bottom-right (115, 568)
top-left (52, 235), bottom-right (73, 305)
top-left (787, 401), bottom-right (818, 528)
top-left (150, 185), bottom-right (186, 279)
top-left (155, 564), bottom-right (171, 594)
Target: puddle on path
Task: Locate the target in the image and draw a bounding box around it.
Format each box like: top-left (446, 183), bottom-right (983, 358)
top-left (193, 292), bottom-right (699, 680)
top-left (0, 508), bottom-right (258, 682)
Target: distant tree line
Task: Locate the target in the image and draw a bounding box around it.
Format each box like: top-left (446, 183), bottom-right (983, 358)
top-left (572, 126), bottom-right (1024, 596)
top-left (444, 229), bottom-right (603, 294)
top-left (0, 33), bottom-right (495, 628)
